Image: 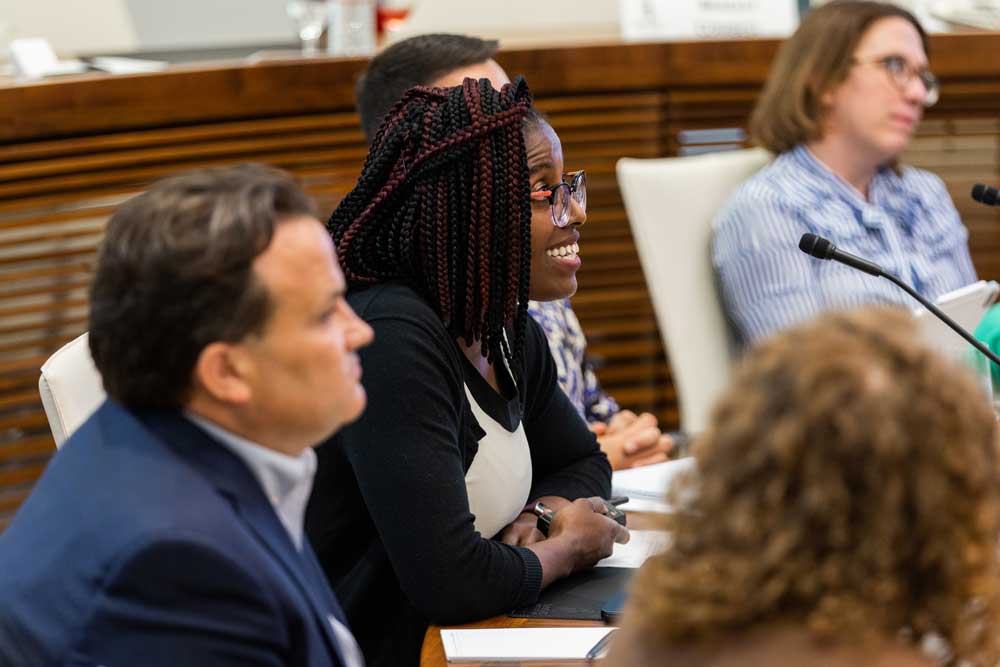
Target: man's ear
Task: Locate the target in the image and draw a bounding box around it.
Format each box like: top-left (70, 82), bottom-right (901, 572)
top-left (191, 342), bottom-right (253, 404)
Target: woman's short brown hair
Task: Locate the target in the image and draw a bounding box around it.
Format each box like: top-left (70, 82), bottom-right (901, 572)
top-left (752, 1), bottom-right (928, 154)
top-left (627, 307), bottom-right (1000, 664)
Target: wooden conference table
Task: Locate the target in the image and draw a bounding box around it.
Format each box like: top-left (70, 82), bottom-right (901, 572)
top-left (420, 511), bottom-right (663, 667)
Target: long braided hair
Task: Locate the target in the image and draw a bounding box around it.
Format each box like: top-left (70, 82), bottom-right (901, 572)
top-left (329, 76), bottom-right (537, 371)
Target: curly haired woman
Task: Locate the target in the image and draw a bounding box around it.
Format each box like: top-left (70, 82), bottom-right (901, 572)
top-left (607, 307), bottom-right (1000, 667)
top-left (305, 78), bottom-right (629, 667)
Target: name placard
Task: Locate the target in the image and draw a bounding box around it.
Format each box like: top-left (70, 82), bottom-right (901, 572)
top-left (620, 0), bottom-right (799, 41)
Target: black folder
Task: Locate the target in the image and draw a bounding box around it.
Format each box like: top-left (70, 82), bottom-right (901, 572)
top-left (509, 566), bottom-right (632, 621)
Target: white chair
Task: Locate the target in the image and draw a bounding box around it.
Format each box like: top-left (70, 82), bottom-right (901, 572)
top-left (38, 332), bottom-right (106, 448)
top-left (617, 148), bottom-right (771, 433)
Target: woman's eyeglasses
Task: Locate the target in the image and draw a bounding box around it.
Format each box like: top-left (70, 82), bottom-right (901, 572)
top-left (852, 54), bottom-right (939, 107)
top-left (530, 170), bottom-right (586, 228)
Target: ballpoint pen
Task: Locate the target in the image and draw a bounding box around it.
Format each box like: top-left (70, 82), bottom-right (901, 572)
top-left (585, 628), bottom-right (618, 661)
top-left (532, 497), bottom-right (630, 536)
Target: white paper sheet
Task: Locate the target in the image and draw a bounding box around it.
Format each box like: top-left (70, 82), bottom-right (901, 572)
top-left (596, 529), bottom-right (668, 568)
top-left (618, 496), bottom-right (671, 514)
top-left (440, 627), bottom-right (614, 662)
top-left (612, 457), bottom-right (695, 499)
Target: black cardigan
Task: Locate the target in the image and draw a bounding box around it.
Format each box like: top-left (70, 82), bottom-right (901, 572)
top-left (305, 283), bottom-right (611, 667)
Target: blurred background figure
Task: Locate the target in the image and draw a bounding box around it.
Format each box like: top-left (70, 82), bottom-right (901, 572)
top-left (606, 306), bottom-right (1000, 667)
top-left (713, 1), bottom-right (975, 345)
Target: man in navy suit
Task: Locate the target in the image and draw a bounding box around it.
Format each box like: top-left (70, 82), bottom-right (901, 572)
top-left (0, 165), bottom-right (373, 666)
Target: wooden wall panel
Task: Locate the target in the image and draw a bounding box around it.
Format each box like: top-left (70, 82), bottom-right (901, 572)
top-left (3, 34), bottom-right (1000, 527)
top-left (0, 107), bottom-right (370, 530)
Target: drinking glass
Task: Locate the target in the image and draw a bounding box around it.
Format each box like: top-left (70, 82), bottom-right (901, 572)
top-left (287, 0), bottom-right (328, 56)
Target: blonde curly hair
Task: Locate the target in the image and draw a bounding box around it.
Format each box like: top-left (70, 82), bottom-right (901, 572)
top-left (629, 307), bottom-right (1000, 664)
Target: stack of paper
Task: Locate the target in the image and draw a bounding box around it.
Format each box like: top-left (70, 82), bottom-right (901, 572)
top-left (612, 457), bottom-right (696, 514)
top-left (440, 627), bottom-right (614, 662)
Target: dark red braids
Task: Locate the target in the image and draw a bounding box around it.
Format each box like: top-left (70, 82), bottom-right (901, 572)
top-left (329, 76), bottom-right (536, 371)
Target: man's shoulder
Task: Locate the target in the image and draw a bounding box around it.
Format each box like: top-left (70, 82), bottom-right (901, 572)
top-left (8, 403), bottom-right (240, 550)
top-left (0, 404), bottom-right (271, 665)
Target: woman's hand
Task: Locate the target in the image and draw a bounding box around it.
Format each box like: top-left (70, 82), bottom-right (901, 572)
top-left (591, 410), bottom-right (673, 470)
top-left (548, 497), bottom-right (630, 566)
top-left (527, 497), bottom-right (630, 586)
top-left (498, 512), bottom-right (546, 546)
top-left (498, 496), bottom-right (571, 546)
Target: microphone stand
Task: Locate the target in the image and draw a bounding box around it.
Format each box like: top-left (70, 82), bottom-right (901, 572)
top-left (798, 232), bottom-right (1000, 370)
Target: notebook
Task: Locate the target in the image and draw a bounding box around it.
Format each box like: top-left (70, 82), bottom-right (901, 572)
top-left (510, 566), bottom-right (633, 620)
top-left (440, 627), bottom-right (615, 662)
top-left (914, 280), bottom-right (999, 352)
top-left (601, 588), bottom-right (628, 623)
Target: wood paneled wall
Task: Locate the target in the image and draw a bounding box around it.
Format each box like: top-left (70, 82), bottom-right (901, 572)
top-left (2, 34), bottom-right (1000, 528)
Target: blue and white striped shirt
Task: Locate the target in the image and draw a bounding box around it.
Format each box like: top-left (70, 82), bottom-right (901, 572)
top-left (712, 145), bottom-right (976, 344)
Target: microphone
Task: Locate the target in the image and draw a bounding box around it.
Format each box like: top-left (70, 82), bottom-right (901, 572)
top-left (798, 233), bottom-right (883, 277)
top-left (798, 233), bottom-right (1000, 369)
top-left (972, 183), bottom-right (1000, 206)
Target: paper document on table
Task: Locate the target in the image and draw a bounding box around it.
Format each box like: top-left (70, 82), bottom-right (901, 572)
top-left (440, 627), bottom-right (614, 662)
top-left (618, 496), bottom-right (671, 514)
top-left (596, 529), bottom-right (668, 568)
top-left (613, 457), bottom-right (696, 513)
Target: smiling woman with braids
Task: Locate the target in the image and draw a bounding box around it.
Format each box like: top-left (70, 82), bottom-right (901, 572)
top-left (305, 77), bottom-right (628, 667)
top-left (606, 307), bottom-right (1000, 667)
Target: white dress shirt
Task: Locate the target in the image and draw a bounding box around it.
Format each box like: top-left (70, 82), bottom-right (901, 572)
top-left (185, 412), bottom-right (316, 550)
top-left (183, 413), bottom-right (364, 667)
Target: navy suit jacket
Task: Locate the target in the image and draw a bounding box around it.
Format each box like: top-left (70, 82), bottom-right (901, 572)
top-left (0, 400), bottom-right (354, 667)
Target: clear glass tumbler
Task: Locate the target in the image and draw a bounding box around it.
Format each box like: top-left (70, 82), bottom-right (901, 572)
top-left (287, 0), bottom-right (329, 56)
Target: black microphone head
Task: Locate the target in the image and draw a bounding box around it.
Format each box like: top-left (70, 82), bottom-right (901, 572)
top-left (972, 183), bottom-right (1000, 205)
top-left (799, 233), bottom-right (834, 260)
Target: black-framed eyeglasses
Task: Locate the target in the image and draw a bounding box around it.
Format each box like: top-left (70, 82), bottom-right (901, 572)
top-left (852, 54), bottom-right (939, 107)
top-left (529, 170), bottom-right (586, 228)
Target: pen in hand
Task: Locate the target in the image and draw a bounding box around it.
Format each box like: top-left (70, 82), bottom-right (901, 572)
top-left (586, 628), bottom-right (618, 661)
top-left (533, 497), bottom-right (629, 536)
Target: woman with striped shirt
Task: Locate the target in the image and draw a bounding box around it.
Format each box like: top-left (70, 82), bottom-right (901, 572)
top-left (713, 1), bottom-right (975, 345)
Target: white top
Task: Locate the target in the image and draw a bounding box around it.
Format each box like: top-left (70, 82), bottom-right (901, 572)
top-left (463, 384), bottom-right (533, 539)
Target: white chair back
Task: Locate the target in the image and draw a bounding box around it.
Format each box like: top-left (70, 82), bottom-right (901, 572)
top-left (617, 148), bottom-right (770, 433)
top-left (38, 333), bottom-right (106, 448)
